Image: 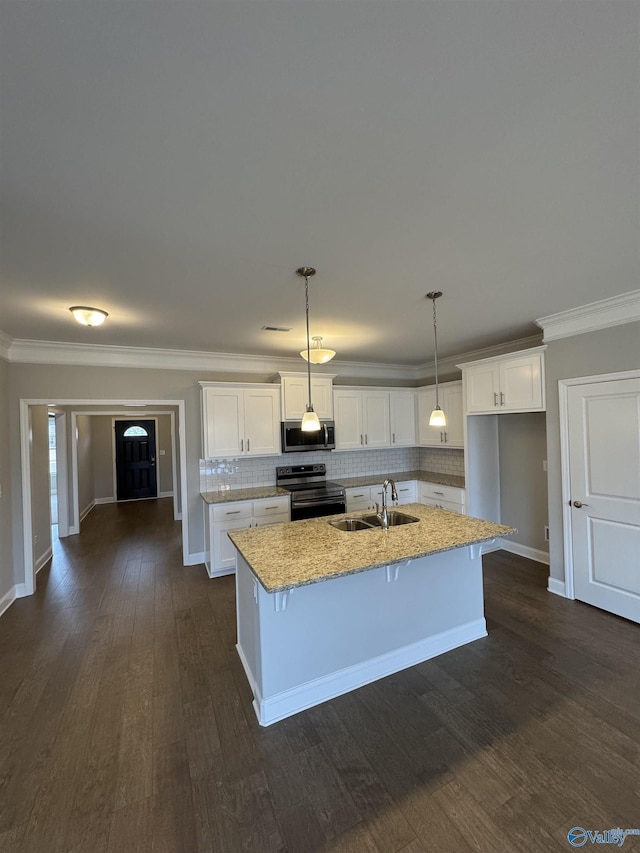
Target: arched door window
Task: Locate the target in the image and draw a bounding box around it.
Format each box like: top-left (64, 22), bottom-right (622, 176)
top-left (123, 425), bottom-right (148, 437)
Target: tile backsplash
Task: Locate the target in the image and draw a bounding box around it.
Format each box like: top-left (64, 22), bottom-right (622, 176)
top-left (200, 446), bottom-right (464, 492)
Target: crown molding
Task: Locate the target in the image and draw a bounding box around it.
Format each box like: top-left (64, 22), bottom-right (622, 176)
top-left (535, 290), bottom-right (640, 342)
top-left (5, 332), bottom-right (546, 383)
top-left (416, 333), bottom-right (543, 382)
top-left (6, 338), bottom-right (422, 381)
top-left (0, 330), bottom-right (13, 361)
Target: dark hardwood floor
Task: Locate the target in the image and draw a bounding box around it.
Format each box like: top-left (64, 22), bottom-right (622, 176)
top-left (1, 499), bottom-right (638, 852)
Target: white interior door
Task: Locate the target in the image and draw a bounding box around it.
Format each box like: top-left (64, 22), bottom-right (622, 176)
top-left (567, 377), bottom-right (640, 623)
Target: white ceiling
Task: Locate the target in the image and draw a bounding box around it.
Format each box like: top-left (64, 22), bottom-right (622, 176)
top-left (1, 1), bottom-right (638, 366)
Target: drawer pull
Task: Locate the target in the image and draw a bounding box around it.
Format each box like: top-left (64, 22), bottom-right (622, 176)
top-left (263, 505), bottom-right (279, 510)
top-left (433, 491), bottom-right (444, 496)
top-left (226, 510), bottom-right (241, 515)
top-left (353, 493), bottom-right (365, 498)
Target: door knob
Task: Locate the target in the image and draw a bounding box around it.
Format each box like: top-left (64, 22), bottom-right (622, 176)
top-left (572, 500), bottom-right (589, 508)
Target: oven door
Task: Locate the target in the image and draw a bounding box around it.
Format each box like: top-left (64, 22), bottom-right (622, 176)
top-left (290, 494), bottom-right (346, 522)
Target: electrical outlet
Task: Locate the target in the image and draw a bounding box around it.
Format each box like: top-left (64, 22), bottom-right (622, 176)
top-left (542, 460), bottom-right (548, 472)
top-left (544, 526), bottom-right (549, 541)
top-left (34, 533), bottom-right (39, 543)
top-left (159, 449), bottom-right (166, 456)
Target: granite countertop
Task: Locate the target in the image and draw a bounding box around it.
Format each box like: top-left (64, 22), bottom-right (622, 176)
top-left (201, 485), bottom-right (289, 505)
top-left (228, 503), bottom-right (514, 593)
top-left (335, 470), bottom-right (465, 489)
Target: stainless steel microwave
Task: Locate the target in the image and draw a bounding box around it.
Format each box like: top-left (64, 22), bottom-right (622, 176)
top-left (281, 421), bottom-right (336, 452)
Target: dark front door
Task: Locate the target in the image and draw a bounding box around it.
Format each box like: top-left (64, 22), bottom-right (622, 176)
top-left (115, 420), bottom-right (158, 501)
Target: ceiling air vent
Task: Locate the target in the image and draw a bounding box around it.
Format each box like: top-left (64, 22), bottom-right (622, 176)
top-left (262, 325), bottom-right (292, 332)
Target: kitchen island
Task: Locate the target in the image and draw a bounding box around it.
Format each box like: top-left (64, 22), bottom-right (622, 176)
top-left (228, 504), bottom-right (513, 726)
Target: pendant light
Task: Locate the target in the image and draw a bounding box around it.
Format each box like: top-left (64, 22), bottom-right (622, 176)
top-left (297, 267), bottom-right (322, 431)
top-left (300, 336), bottom-right (336, 364)
top-left (427, 291), bottom-right (447, 427)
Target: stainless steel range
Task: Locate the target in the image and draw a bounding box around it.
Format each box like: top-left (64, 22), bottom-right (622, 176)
top-left (276, 464), bottom-right (346, 521)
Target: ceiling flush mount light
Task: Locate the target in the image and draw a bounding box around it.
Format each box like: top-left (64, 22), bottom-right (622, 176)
top-left (426, 291), bottom-right (447, 427)
top-left (296, 266), bottom-right (322, 432)
top-left (300, 335), bottom-right (336, 364)
top-left (69, 306), bottom-right (108, 327)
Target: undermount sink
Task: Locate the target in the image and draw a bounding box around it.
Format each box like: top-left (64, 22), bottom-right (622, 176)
top-left (360, 511), bottom-right (420, 528)
top-left (329, 517), bottom-right (375, 531)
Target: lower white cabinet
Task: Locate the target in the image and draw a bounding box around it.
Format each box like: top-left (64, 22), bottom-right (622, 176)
top-left (418, 481), bottom-right (465, 514)
top-left (345, 480), bottom-right (417, 512)
top-left (205, 496), bottom-right (289, 577)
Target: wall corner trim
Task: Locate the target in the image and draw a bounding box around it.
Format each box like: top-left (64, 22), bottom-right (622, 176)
top-left (536, 290), bottom-right (640, 342)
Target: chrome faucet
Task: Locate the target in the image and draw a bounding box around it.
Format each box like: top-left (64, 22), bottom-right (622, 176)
top-left (376, 478), bottom-right (398, 530)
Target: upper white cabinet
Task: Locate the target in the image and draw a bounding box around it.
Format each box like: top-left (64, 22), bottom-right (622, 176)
top-left (200, 383), bottom-right (281, 459)
top-left (417, 381), bottom-right (464, 447)
top-left (458, 347), bottom-right (547, 414)
top-left (277, 372), bottom-right (335, 421)
top-left (389, 391), bottom-right (417, 447)
top-left (333, 388), bottom-right (394, 450)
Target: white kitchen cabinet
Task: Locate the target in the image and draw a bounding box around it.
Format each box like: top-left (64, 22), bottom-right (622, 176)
top-left (394, 480), bottom-right (417, 504)
top-left (206, 496), bottom-right (290, 577)
top-left (458, 347), bottom-right (546, 414)
top-left (200, 383), bottom-right (281, 459)
top-left (333, 388), bottom-right (390, 450)
top-left (417, 381), bottom-right (464, 447)
top-left (389, 391), bottom-right (417, 447)
top-left (418, 481), bottom-right (465, 514)
top-left (277, 372), bottom-right (335, 421)
top-left (345, 480), bottom-right (417, 512)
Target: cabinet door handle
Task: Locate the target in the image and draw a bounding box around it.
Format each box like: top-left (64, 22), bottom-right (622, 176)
top-left (500, 392), bottom-right (505, 406)
top-left (240, 439), bottom-right (244, 452)
top-left (365, 434), bottom-right (368, 445)
top-left (360, 434), bottom-right (363, 445)
top-left (392, 432), bottom-right (396, 444)
top-left (247, 438), bottom-right (250, 451)
top-left (493, 392), bottom-right (498, 406)
top-left (444, 431), bottom-right (448, 443)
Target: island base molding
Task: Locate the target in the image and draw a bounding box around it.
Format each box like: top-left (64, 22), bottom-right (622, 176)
top-left (237, 617), bottom-right (487, 726)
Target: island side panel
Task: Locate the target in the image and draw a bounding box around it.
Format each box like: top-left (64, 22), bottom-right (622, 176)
top-left (241, 547), bottom-right (486, 726)
top-left (235, 552), bottom-right (264, 706)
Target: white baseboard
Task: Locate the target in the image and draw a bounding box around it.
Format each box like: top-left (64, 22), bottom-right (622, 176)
top-left (547, 577), bottom-right (567, 597)
top-left (35, 546), bottom-right (53, 574)
top-left (94, 496), bottom-right (116, 505)
top-left (238, 617), bottom-right (488, 727)
top-left (185, 551), bottom-right (207, 567)
top-left (14, 583), bottom-right (29, 598)
top-left (481, 540), bottom-right (502, 554)
top-left (160, 490), bottom-right (174, 498)
top-left (0, 585), bottom-right (17, 618)
top-left (499, 539), bottom-right (550, 565)
top-left (80, 500), bottom-right (95, 522)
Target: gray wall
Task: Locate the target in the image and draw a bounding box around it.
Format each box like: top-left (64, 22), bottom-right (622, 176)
top-left (91, 416), bottom-right (114, 501)
top-left (76, 415), bottom-right (94, 519)
top-left (545, 322), bottom-right (640, 584)
top-left (498, 412), bottom-right (548, 554)
top-left (157, 415), bottom-right (174, 493)
top-left (0, 357), bottom-right (13, 603)
top-left (29, 405), bottom-right (51, 568)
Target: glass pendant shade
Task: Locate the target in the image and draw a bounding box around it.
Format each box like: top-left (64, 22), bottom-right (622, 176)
top-left (69, 306), bottom-right (108, 326)
top-left (429, 406), bottom-right (447, 427)
top-left (300, 336), bottom-right (336, 364)
top-left (301, 407), bottom-right (321, 431)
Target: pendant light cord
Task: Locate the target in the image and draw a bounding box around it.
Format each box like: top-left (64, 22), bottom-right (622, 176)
top-left (304, 275), bottom-right (312, 409)
top-left (432, 297), bottom-right (440, 409)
